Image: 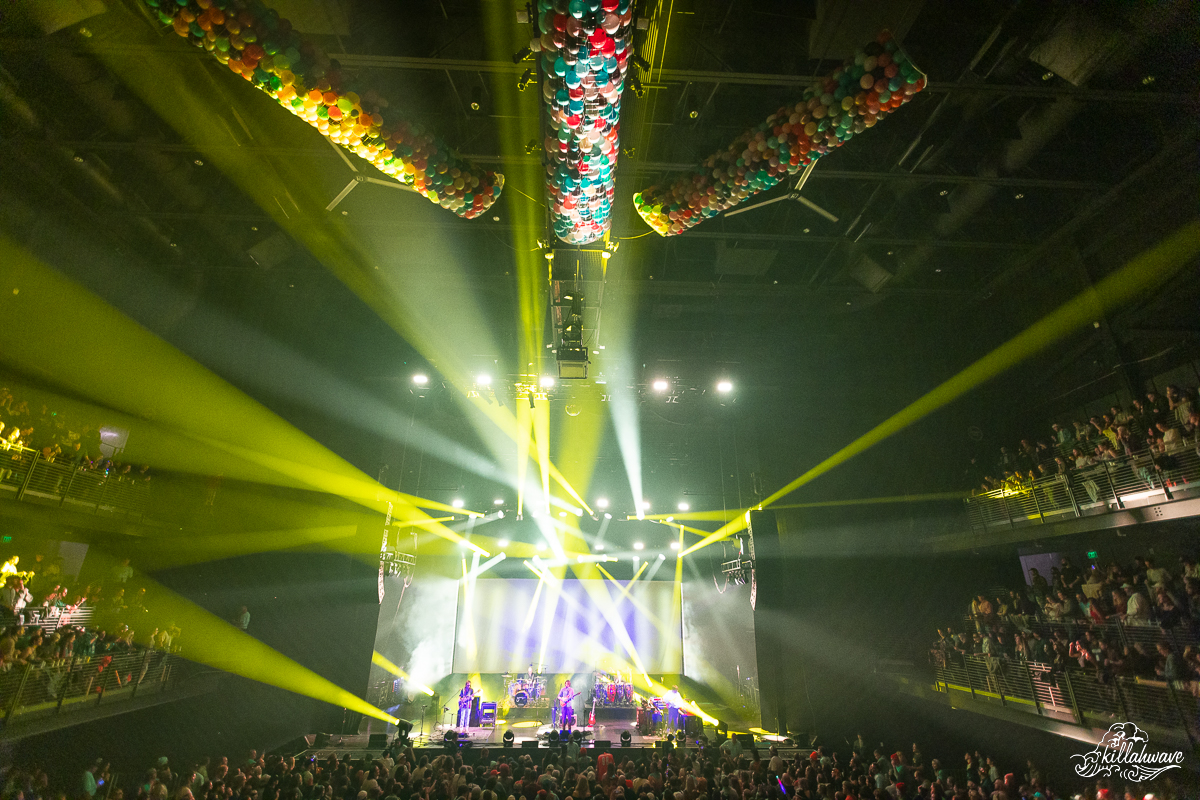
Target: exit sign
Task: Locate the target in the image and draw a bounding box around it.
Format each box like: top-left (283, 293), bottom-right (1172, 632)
top-left (1, 536), bottom-right (10, 543)
top-left (1087, 550), bottom-right (1097, 559)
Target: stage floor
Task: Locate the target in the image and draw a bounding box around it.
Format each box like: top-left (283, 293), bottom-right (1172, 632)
top-left (357, 714), bottom-right (677, 749)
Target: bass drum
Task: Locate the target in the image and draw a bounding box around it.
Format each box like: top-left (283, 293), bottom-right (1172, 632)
top-left (513, 691), bottom-right (529, 707)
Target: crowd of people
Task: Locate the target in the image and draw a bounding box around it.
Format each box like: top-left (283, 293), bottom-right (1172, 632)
top-left (0, 554), bottom-right (182, 692)
top-left (4, 731), bottom-right (1171, 800)
top-left (0, 385), bottom-right (151, 489)
top-left (965, 384), bottom-right (1199, 495)
top-left (932, 552), bottom-right (1200, 687)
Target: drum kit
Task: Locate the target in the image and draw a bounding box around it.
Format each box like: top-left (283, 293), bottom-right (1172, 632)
top-left (502, 671), bottom-right (548, 708)
top-left (592, 669), bottom-right (635, 706)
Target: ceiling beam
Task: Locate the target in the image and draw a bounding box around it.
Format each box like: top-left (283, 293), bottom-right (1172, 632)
top-left (50, 141), bottom-right (1107, 191)
top-left (4, 41), bottom-right (1186, 105)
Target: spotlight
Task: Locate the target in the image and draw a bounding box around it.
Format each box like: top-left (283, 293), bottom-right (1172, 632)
top-left (620, 730), bottom-right (632, 747)
top-left (452, 498), bottom-right (465, 508)
top-left (604, 513), bottom-right (612, 520)
top-left (545, 251), bottom-right (555, 261)
top-left (413, 374), bottom-right (429, 385)
top-left (478, 374), bottom-right (492, 387)
top-left (512, 45), bottom-right (533, 63)
top-left (652, 379), bottom-right (668, 392)
top-left (498, 539), bottom-right (509, 547)
top-left (716, 380), bottom-right (733, 393)
top-left (630, 74), bottom-right (645, 98)
top-left (494, 498), bottom-right (504, 506)
top-left (632, 54), bottom-right (651, 72)
top-left (633, 542), bottom-right (644, 550)
top-left (666, 516), bottom-right (674, 522)
top-left (677, 502), bottom-right (690, 511)
top-left (670, 541), bottom-right (681, 550)
top-left (596, 497), bottom-right (609, 509)
top-left (548, 730), bottom-right (559, 744)
top-left (503, 730), bottom-right (515, 747)
top-left (575, 508), bottom-right (584, 516)
top-left (517, 68), bottom-right (536, 91)
top-left (536, 543), bottom-right (546, 551)
top-left (641, 501), bottom-right (651, 510)
top-left (468, 87), bottom-right (485, 114)
top-left (540, 376), bottom-right (556, 388)
top-left (497, 510), bottom-right (505, 519)
top-left (602, 251), bottom-right (611, 259)
top-left (559, 511), bottom-right (568, 518)
top-left (395, 718), bottom-right (414, 742)
top-left (596, 544), bottom-right (605, 551)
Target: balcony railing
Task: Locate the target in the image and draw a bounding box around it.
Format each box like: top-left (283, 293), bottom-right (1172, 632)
top-left (964, 445), bottom-right (1200, 532)
top-left (933, 654), bottom-right (1200, 742)
top-left (0, 446), bottom-right (147, 518)
top-left (0, 648), bottom-right (194, 731)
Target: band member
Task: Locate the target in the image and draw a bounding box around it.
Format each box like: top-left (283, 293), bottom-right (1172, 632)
top-left (457, 680), bottom-right (474, 728)
top-left (663, 684), bottom-right (684, 730)
top-left (557, 679), bottom-right (577, 731)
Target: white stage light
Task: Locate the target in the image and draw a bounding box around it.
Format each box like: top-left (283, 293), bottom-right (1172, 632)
top-left (716, 380), bottom-right (733, 393)
top-left (677, 501), bottom-right (689, 511)
top-left (652, 379), bottom-right (668, 392)
top-left (596, 497), bottom-right (609, 508)
top-left (452, 498), bottom-right (465, 508)
top-left (413, 374), bottom-right (429, 385)
top-left (633, 542), bottom-right (644, 550)
top-left (540, 376), bottom-right (556, 388)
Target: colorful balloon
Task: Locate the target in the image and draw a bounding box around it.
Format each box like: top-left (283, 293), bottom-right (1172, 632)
top-left (633, 31), bottom-right (925, 237)
top-left (538, 0), bottom-right (633, 244)
top-left (143, 0), bottom-right (503, 219)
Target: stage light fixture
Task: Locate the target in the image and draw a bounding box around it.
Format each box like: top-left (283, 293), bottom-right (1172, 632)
top-left (478, 374), bottom-right (492, 386)
top-left (494, 498), bottom-right (504, 505)
top-left (596, 543), bottom-right (605, 551)
top-left (678, 502), bottom-right (689, 511)
top-left (497, 510), bottom-right (505, 519)
top-left (665, 516), bottom-right (674, 522)
top-left (412, 374), bottom-right (429, 385)
top-left (596, 497), bottom-right (609, 508)
top-left (670, 541), bottom-right (681, 550)
top-left (630, 74), bottom-right (645, 98)
top-left (498, 539), bottom-right (509, 547)
top-left (716, 380), bottom-right (733, 393)
top-left (540, 376), bottom-right (556, 388)
top-left (559, 511), bottom-right (567, 518)
top-left (633, 542), bottom-right (644, 550)
top-left (517, 68), bottom-right (535, 91)
top-left (602, 251), bottom-right (611, 259)
top-left (604, 513), bottom-right (612, 520)
top-left (652, 379), bottom-right (668, 392)
top-left (641, 501), bottom-right (651, 510)
top-left (512, 45), bottom-right (532, 63)
top-left (452, 498), bottom-right (465, 508)
top-left (632, 53), bottom-right (651, 72)
top-left (503, 730), bottom-right (515, 747)
top-left (536, 543), bottom-right (546, 551)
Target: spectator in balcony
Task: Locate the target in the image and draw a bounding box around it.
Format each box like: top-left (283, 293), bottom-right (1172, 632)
top-left (236, 606), bottom-right (250, 632)
top-left (1146, 389), bottom-right (1169, 421)
top-left (1157, 420), bottom-right (1185, 454)
top-left (1130, 398), bottom-right (1154, 437)
top-left (1124, 587), bottom-right (1151, 623)
top-left (1051, 422), bottom-right (1073, 451)
top-left (1059, 558), bottom-right (1082, 592)
top-left (1144, 558), bottom-right (1171, 589)
top-left (1156, 642), bottom-right (1187, 684)
top-left (1028, 568), bottom-right (1049, 603)
top-left (1166, 385), bottom-right (1193, 427)
top-left (111, 559), bottom-right (134, 584)
top-left (1, 575), bottom-right (31, 622)
top-left (1110, 405), bottom-right (1133, 428)
top-left (1114, 425), bottom-right (1142, 456)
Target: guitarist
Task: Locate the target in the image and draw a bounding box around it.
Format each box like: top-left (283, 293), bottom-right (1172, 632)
top-left (557, 679), bottom-right (580, 732)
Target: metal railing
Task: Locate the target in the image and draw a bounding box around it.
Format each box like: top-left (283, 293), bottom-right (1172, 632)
top-left (0, 446), bottom-right (147, 518)
top-left (933, 654), bottom-right (1200, 742)
top-left (955, 613), bottom-right (1200, 654)
top-left (964, 444), bottom-right (1200, 531)
top-left (0, 648), bottom-right (188, 729)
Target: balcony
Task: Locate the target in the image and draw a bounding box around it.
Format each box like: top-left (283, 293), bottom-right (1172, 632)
top-left (0, 446), bottom-right (148, 519)
top-left (964, 446), bottom-right (1200, 533)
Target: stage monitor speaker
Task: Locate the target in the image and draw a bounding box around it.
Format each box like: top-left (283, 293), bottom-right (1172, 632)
top-left (460, 741), bottom-right (474, 749)
top-left (521, 740), bottom-right (540, 749)
top-left (684, 716), bottom-right (704, 737)
top-left (735, 734), bottom-right (755, 747)
top-left (592, 740), bottom-right (611, 750)
top-left (368, 733), bottom-right (388, 749)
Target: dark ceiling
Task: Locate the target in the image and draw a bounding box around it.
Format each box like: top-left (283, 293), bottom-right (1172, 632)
top-left (0, 0), bottom-right (1197, 525)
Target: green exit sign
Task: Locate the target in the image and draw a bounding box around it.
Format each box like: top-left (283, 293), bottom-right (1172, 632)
top-left (1, 536), bottom-right (11, 543)
top-left (1087, 550), bottom-right (1097, 559)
